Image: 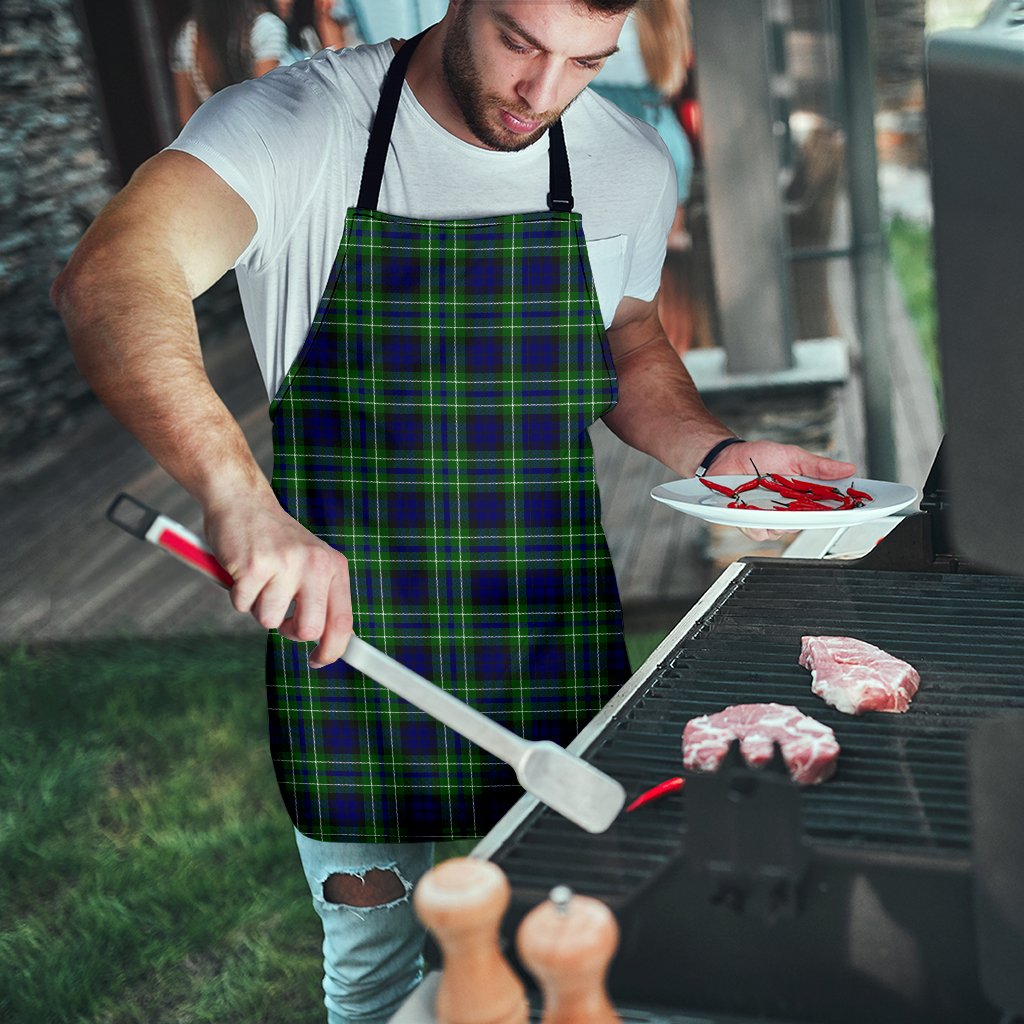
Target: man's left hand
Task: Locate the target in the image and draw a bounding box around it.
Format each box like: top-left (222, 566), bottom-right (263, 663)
top-left (707, 440), bottom-right (857, 542)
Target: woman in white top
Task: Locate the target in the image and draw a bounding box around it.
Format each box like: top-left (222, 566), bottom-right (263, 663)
top-left (275, 0), bottom-right (349, 63)
top-left (171, 0), bottom-right (289, 127)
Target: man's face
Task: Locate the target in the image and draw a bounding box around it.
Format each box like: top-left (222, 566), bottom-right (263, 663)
top-left (441, 1), bottom-right (626, 151)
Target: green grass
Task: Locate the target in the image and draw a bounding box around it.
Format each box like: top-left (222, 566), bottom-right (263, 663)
top-left (626, 631), bottom-right (670, 671)
top-left (1, 628), bottom-right (670, 1022)
top-left (887, 215), bottom-right (941, 404)
top-left (0, 637), bottom-right (322, 1024)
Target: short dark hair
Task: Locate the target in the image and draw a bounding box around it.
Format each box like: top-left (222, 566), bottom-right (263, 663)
top-left (579, 0), bottom-right (640, 13)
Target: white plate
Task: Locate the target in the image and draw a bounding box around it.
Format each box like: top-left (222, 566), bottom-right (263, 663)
top-left (650, 476), bottom-right (920, 530)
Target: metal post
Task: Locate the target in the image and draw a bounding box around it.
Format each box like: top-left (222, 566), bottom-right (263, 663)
top-left (837, 0), bottom-right (898, 480)
top-left (129, 0), bottom-right (178, 149)
top-left (691, 0), bottom-right (794, 374)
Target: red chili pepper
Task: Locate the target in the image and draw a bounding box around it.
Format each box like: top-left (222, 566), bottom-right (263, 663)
top-left (758, 477), bottom-right (798, 495)
top-left (780, 497), bottom-right (835, 511)
top-left (625, 776), bottom-right (685, 813)
top-left (699, 477), bottom-right (737, 498)
top-left (762, 479), bottom-right (825, 502)
top-left (734, 478), bottom-right (762, 494)
top-left (778, 475), bottom-right (843, 499)
top-left (768, 473), bottom-right (814, 493)
top-left (773, 473), bottom-right (847, 499)
top-left (847, 486), bottom-right (873, 502)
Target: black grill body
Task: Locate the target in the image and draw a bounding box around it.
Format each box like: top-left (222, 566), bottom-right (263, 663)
top-left (482, 558), bottom-right (1024, 1023)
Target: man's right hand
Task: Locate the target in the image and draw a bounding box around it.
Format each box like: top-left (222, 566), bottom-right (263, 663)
top-left (203, 495), bottom-right (353, 668)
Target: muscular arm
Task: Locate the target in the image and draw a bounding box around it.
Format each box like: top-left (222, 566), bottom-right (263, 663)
top-left (602, 295), bottom-right (733, 478)
top-left (51, 151), bottom-right (352, 664)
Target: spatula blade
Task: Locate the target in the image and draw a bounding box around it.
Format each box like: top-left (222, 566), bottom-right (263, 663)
top-left (516, 741), bottom-right (625, 834)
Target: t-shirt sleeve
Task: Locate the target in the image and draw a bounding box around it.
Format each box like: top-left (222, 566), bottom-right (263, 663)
top-left (251, 12), bottom-right (289, 63)
top-left (165, 65), bottom-right (341, 272)
top-left (623, 132), bottom-right (678, 302)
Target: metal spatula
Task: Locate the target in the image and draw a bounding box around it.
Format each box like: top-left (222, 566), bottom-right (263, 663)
top-left (107, 493), bottom-right (626, 834)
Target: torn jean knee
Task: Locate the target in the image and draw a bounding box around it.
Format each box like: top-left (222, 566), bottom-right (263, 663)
top-left (294, 829), bottom-right (437, 1024)
top-left (323, 864), bottom-right (411, 913)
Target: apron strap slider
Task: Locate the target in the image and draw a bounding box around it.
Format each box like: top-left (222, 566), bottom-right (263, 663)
top-left (547, 191), bottom-right (574, 212)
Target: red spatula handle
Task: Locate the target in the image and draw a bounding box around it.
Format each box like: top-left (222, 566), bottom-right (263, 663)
top-left (106, 492), bottom-right (234, 589)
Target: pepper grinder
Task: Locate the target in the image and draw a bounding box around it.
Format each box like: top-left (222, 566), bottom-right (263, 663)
top-left (413, 856), bottom-right (528, 1024)
top-left (516, 885), bottom-right (621, 1024)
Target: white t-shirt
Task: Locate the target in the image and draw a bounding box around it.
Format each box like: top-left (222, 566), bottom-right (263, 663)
top-left (168, 40), bottom-right (676, 398)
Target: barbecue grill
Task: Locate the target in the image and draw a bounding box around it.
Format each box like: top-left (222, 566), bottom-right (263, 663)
top-left (392, 7), bottom-right (1024, 1021)
top-left (467, 451), bottom-right (1024, 1023)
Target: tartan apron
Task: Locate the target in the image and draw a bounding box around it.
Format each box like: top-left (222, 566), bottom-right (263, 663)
top-left (266, 31), bottom-right (631, 842)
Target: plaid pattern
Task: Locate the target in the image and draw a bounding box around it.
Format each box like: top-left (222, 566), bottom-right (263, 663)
top-left (267, 208), bottom-right (631, 841)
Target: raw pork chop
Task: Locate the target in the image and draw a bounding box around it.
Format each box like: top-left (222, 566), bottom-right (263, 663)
top-left (799, 635), bottom-right (920, 716)
top-left (682, 703), bottom-right (839, 785)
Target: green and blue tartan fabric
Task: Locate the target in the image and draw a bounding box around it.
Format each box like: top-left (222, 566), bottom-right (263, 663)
top-left (267, 207), bottom-right (631, 841)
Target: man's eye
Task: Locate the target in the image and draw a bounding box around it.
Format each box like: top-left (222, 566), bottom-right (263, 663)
top-left (501, 34), bottom-right (530, 54)
top-left (576, 58), bottom-right (601, 71)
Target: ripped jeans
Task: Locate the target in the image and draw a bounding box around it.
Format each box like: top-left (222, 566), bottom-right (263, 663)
top-left (294, 829), bottom-right (437, 1024)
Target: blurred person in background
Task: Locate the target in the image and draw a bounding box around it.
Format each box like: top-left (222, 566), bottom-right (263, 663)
top-left (276, 0), bottom-right (350, 62)
top-left (592, 0), bottom-right (695, 349)
top-left (592, 0), bottom-right (693, 209)
top-left (171, 0), bottom-right (289, 126)
top-left (334, 0), bottom-right (449, 45)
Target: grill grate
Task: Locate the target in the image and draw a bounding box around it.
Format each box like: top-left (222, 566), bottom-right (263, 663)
top-left (492, 563), bottom-right (1024, 904)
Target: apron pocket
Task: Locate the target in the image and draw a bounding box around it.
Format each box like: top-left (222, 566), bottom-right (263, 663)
top-left (584, 234), bottom-right (627, 328)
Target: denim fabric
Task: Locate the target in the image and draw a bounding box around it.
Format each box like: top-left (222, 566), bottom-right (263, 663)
top-left (294, 829), bottom-right (437, 1024)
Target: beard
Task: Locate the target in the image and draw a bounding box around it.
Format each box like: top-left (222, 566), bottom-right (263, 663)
top-left (441, 2), bottom-right (560, 151)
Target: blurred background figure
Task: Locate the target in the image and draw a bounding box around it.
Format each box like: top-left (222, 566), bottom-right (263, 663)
top-left (333, 0), bottom-right (449, 46)
top-left (171, 0), bottom-right (289, 127)
top-left (592, 0), bottom-right (695, 351)
top-left (592, 0), bottom-right (694, 212)
top-left (276, 0), bottom-right (350, 62)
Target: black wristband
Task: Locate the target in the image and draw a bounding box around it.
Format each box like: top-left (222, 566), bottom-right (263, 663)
top-left (695, 437), bottom-right (745, 478)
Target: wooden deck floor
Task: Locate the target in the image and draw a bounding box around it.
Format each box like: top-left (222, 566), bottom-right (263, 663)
top-left (1, 248), bottom-right (941, 646)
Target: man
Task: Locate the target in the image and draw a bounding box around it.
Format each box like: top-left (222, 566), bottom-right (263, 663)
top-left (52, 1), bottom-right (854, 1019)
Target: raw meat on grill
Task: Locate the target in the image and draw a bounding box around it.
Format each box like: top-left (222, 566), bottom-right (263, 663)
top-left (799, 635), bottom-right (920, 716)
top-left (682, 703), bottom-right (840, 785)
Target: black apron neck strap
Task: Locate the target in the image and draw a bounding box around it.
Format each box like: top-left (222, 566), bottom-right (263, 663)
top-left (546, 119), bottom-right (574, 213)
top-left (357, 29), bottom-right (428, 211)
top-left (357, 29), bottom-right (575, 214)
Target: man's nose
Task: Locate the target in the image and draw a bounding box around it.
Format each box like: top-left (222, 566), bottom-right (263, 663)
top-left (516, 61), bottom-right (562, 116)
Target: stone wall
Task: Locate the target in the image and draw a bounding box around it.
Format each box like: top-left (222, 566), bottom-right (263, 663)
top-left (873, 0), bottom-right (928, 165)
top-left (873, 0), bottom-right (927, 113)
top-left (0, 0), bottom-right (118, 460)
top-left (0, 0), bottom-right (116, 463)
